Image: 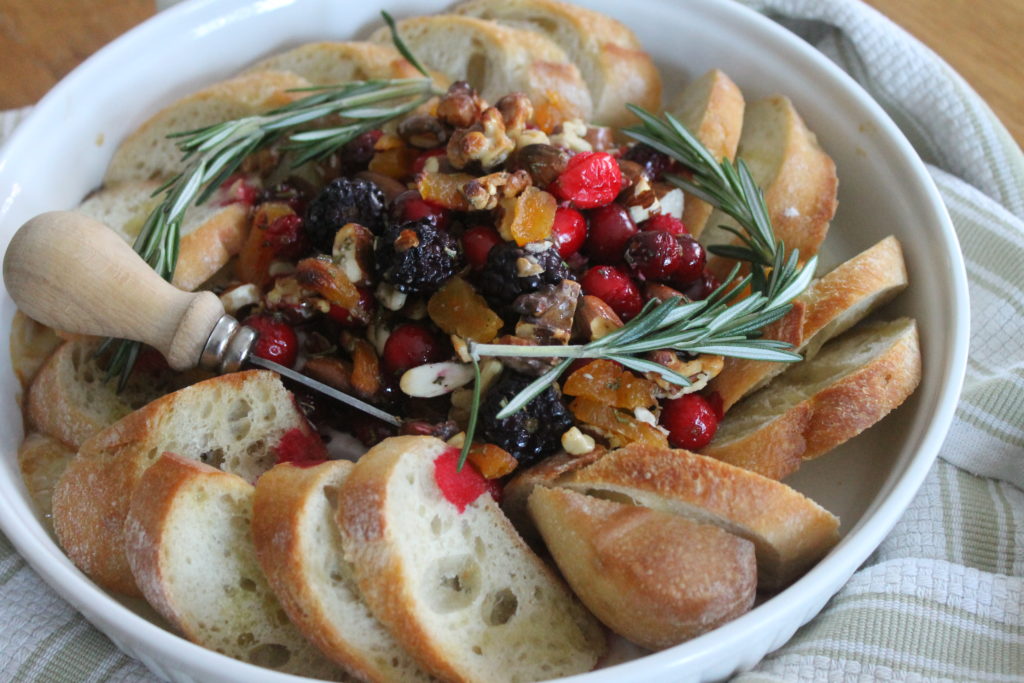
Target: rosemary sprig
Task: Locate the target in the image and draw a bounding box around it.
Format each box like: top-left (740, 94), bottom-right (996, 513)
top-left (103, 17), bottom-right (441, 388)
top-left (456, 105), bottom-right (817, 468)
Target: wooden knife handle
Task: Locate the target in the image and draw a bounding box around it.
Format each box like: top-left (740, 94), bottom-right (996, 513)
top-left (3, 210), bottom-right (224, 370)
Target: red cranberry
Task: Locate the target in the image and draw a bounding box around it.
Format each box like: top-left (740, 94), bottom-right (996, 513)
top-left (381, 323), bottom-right (446, 375)
top-left (391, 190), bottom-right (450, 230)
top-left (680, 269), bottom-right (721, 301)
top-left (624, 230), bottom-right (684, 281)
top-left (661, 393), bottom-right (719, 450)
top-left (327, 286), bottom-right (375, 327)
top-left (671, 235), bottom-right (707, 286)
top-left (550, 152), bottom-right (623, 209)
top-left (218, 173), bottom-right (259, 206)
top-left (584, 204), bottom-right (637, 264)
top-left (642, 213), bottom-right (688, 236)
top-left (461, 226), bottom-right (504, 269)
top-left (551, 206), bottom-right (587, 257)
top-left (580, 265), bottom-right (643, 321)
top-left (264, 213), bottom-right (306, 261)
top-left (412, 148), bottom-right (448, 175)
top-left (244, 314), bottom-right (299, 368)
top-left (623, 143), bottom-right (674, 180)
top-left (340, 129), bottom-right (383, 172)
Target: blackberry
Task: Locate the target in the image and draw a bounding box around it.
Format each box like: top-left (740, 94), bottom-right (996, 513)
top-left (375, 218), bottom-right (461, 295)
top-left (304, 177), bottom-right (387, 252)
top-left (623, 142), bottom-right (673, 180)
top-left (477, 243), bottom-right (570, 307)
top-left (478, 371), bottom-right (573, 467)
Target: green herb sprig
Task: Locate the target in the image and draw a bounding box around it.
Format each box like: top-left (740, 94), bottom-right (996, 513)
top-left (456, 105), bottom-right (817, 468)
top-left (102, 13), bottom-right (440, 387)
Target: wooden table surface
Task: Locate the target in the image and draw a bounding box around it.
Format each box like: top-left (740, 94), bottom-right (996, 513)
top-left (1, 0), bottom-right (1022, 146)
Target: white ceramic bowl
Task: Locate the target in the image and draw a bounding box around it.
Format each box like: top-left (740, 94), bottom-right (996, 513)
top-left (0, 0), bottom-right (969, 681)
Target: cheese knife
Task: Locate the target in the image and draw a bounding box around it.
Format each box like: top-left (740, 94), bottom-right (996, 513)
top-left (3, 211), bottom-right (401, 427)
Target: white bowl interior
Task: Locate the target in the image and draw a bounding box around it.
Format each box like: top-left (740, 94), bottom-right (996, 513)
top-left (0, 0), bottom-right (968, 681)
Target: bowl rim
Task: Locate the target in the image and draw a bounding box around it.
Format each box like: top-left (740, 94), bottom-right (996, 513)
top-left (0, 0), bottom-right (970, 680)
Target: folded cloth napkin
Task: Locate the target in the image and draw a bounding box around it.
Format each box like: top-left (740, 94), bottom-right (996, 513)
top-left (1, 0), bottom-right (1021, 680)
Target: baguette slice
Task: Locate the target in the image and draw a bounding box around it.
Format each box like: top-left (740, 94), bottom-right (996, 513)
top-left (77, 181), bottom-right (248, 291)
top-left (452, 0), bottom-right (660, 127)
top-left (701, 95), bottom-right (838, 272)
top-left (501, 449), bottom-right (602, 543)
top-left (26, 339), bottom-right (192, 450)
top-left (370, 15), bottom-right (593, 124)
top-left (104, 70), bottom-right (311, 184)
top-left (710, 236), bottom-right (909, 413)
top-left (52, 370), bottom-right (324, 596)
top-left (336, 435), bottom-right (605, 682)
top-left (529, 487), bottom-right (756, 650)
top-left (704, 317), bottom-right (922, 480)
top-left (557, 443), bottom-right (840, 590)
top-left (17, 432), bottom-right (77, 522)
top-left (252, 460), bottom-right (435, 682)
top-left (668, 69), bottom-right (745, 237)
top-left (9, 310), bottom-right (62, 390)
top-left (124, 454), bottom-right (346, 679)
top-left (245, 41), bottom-right (447, 87)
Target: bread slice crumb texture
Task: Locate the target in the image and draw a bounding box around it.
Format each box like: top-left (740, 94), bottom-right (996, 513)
top-left (337, 436), bottom-right (605, 683)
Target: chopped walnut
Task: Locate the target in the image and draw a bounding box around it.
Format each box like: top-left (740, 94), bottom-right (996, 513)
top-left (397, 114), bottom-right (450, 149)
top-left (549, 119), bottom-right (593, 153)
top-left (572, 295), bottom-right (624, 341)
top-left (495, 93), bottom-right (533, 133)
top-left (461, 169), bottom-right (532, 210)
top-left (447, 107), bottom-right (516, 170)
top-left (617, 159), bottom-right (646, 192)
top-left (645, 351), bottom-right (726, 397)
top-left (436, 81), bottom-right (486, 129)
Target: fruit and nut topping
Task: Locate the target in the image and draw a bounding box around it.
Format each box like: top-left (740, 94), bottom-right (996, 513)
top-left (203, 80), bottom-right (727, 476)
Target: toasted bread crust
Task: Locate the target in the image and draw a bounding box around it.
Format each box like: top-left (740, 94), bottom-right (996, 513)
top-left (710, 237), bottom-right (909, 413)
top-left (51, 370), bottom-right (318, 596)
top-left (122, 453), bottom-right (214, 624)
top-left (501, 449), bottom-right (602, 542)
top-left (559, 443), bottom-right (840, 589)
top-left (370, 15), bottom-right (593, 123)
top-left (245, 40), bottom-right (442, 84)
top-left (453, 0), bottom-right (661, 126)
top-left (104, 70), bottom-right (311, 184)
top-left (17, 432), bottom-right (77, 521)
top-left (335, 437), bottom-right (465, 681)
top-left (252, 460), bottom-right (435, 682)
top-left (671, 69), bottom-right (745, 236)
top-left (705, 318), bottom-right (922, 479)
top-left (703, 95), bottom-right (838, 276)
top-left (529, 487), bottom-right (756, 650)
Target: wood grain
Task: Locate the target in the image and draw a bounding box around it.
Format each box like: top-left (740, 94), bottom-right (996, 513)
top-left (0, 0), bottom-right (1020, 145)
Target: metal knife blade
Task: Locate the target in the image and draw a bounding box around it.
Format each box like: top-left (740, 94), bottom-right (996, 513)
top-left (249, 355), bottom-right (402, 427)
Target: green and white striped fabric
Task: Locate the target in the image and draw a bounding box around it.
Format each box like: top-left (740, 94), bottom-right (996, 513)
top-left (1, 0), bottom-right (1021, 679)
top-left (732, 0), bottom-right (1024, 680)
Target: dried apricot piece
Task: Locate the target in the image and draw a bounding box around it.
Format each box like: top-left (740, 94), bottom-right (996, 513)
top-left (467, 443), bottom-right (519, 479)
top-left (563, 359), bottom-right (659, 410)
top-left (569, 397), bottom-right (668, 449)
top-left (416, 172), bottom-right (475, 211)
top-left (427, 277), bottom-right (503, 342)
top-left (235, 202), bottom-right (298, 287)
top-left (498, 186), bottom-right (556, 245)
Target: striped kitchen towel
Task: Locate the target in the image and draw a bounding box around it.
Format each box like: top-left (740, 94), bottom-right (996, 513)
top-left (733, 0), bottom-right (1024, 680)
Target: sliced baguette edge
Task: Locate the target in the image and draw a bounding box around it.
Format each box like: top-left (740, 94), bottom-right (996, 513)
top-left (704, 317), bottom-right (922, 480)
